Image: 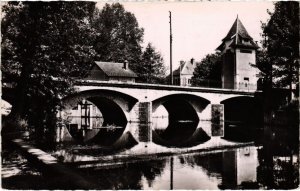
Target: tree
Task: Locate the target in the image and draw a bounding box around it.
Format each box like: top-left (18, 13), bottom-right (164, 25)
top-left (191, 53), bottom-right (222, 87)
top-left (259, 1), bottom-right (299, 90)
top-left (1, 1), bottom-right (96, 141)
top-left (92, 3), bottom-right (144, 72)
top-left (137, 43), bottom-right (166, 84)
top-left (256, 1), bottom-right (299, 124)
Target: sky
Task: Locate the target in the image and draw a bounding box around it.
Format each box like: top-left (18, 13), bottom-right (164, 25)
top-left (97, 1), bottom-right (274, 71)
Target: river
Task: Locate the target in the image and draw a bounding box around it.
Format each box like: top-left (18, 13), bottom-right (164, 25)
top-left (61, 145), bottom-right (298, 190)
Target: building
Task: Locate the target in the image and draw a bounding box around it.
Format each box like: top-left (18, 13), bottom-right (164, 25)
top-left (64, 100), bottom-right (103, 131)
top-left (85, 61), bottom-right (137, 82)
top-left (173, 58), bottom-right (196, 86)
top-left (217, 16), bottom-right (259, 90)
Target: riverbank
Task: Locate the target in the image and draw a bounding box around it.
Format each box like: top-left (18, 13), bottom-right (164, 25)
top-left (3, 138), bottom-right (97, 189)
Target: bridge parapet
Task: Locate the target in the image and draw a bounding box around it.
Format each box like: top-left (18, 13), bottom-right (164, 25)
top-left (74, 80), bottom-right (259, 104)
top-left (75, 80), bottom-right (257, 94)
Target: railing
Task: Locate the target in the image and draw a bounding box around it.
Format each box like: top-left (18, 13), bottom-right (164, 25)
top-left (75, 79), bottom-right (259, 95)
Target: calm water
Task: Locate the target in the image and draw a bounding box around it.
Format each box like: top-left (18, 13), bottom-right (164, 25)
top-left (53, 110), bottom-right (298, 189)
top-left (69, 146), bottom-right (298, 190)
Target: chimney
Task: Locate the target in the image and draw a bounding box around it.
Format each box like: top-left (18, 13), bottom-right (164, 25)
top-left (123, 60), bottom-right (128, 70)
top-left (180, 60), bottom-right (185, 69)
top-left (191, 58), bottom-right (195, 64)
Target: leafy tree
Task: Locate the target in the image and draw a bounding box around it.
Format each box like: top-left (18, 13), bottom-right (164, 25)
top-left (137, 43), bottom-right (166, 84)
top-left (92, 3), bottom-right (144, 72)
top-left (259, 1), bottom-right (299, 89)
top-left (191, 53), bottom-right (222, 87)
top-left (1, 1), bottom-right (96, 141)
top-left (256, 1), bottom-right (299, 123)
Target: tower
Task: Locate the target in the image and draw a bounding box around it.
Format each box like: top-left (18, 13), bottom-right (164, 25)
top-left (217, 16), bottom-right (259, 90)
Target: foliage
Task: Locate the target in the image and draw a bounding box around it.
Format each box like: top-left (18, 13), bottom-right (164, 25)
top-left (92, 3), bottom-right (144, 72)
top-left (1, 1), bottom-right (97, 141)
top-left (136, 43), bottom-right (166, 84)
top-left (1, 1), bottom-right (166, 143)
top-left (191, 53), bottom-right (222, 87)
top-left (258, 1), bottom-right (299, 88)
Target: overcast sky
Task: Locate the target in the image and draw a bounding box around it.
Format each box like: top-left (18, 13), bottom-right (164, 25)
top-left (97, 1), bottom-right (274, 71)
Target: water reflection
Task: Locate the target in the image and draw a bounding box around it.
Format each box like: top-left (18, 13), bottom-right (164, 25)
top-left (75, 147), bottom-right (268, 189)
top-left (61, 100), bottom-right (126, 145)
top-left (152, 114), bottom-right (211, 147)
top-left (256, 124), bottom-right (299, 189)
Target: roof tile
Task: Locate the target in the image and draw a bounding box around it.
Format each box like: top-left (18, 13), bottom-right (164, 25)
top-left (94, 61), bottom-right (137, 78)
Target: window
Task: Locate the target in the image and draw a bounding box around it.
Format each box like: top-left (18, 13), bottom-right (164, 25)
top-left (244, 77), bottom-right (249, 81)
top-left (188, 79), bottom-right (191, 84)
top-left (240, 49), bottom-right (252, 54)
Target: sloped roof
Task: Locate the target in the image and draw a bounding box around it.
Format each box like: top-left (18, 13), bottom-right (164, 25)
top-left (229, 35), bottom-right (259, 49)
top-left (94, 61), bottom-right (137, 78)
top-left (173, 67), bottom-right (181, 76)
top-left (173, 60), bottom-right (196, 76)
top-left (223, 17), bottom-right (252, 41)
top-left (217, 17), bottom-right (259, 51)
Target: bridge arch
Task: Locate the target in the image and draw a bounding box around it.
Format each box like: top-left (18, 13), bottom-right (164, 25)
top-left (221, 96), bottom-right (263, 141)
top-left (151, 94), bottom-right (211, 147)
top-left (61, 89), bottom-right (138, 145)
top-left (152, 93), bottom-right (211, 114)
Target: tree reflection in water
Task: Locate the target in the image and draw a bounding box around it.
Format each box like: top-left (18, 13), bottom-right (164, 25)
top-left (256, 124), bottom-right (299, 189)
top-left (77, 159), bottom-right (167, 190)
top-left (63, 143), bottom-right (298, 190)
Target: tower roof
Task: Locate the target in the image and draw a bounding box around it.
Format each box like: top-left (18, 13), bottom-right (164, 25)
top-left (223, 16), bottom-right (252, 41)
top-left (217, 16), bottom-right (259, 51)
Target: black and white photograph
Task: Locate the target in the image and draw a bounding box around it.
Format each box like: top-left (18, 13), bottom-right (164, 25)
top-left (1, 0), bottom-right (299, 190)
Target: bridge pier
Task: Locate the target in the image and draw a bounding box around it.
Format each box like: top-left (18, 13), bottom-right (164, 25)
top-left (137, 102), bottom-right (152, 143)
top-left (127, 102), bottom-right (152, 144)
top-left (197, 103), bottom-right (224, 137)
top-left (211, 104), bottom-right (224, 137)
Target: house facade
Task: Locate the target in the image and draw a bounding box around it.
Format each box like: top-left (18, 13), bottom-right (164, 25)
top-left (173, 58), bottom-right (196, 86)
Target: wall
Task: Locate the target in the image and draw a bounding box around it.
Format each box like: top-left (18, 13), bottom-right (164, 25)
top-left (235, 49), bottom-right (258, 91)
top-left (222, 51), bottom-right (235, 89)
top-left (180, 74), bottom-right (193, 86)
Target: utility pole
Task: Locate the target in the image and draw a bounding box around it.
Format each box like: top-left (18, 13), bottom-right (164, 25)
top-left (169, 11), bottom-right (173, 85)
top-left (170, 157), bottom-right (174, 190)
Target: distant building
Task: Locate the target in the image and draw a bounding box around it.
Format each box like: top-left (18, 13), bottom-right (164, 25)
top-left (172, 58), bottom-right (196, 86)
top-left (217, 16), bottom-right (259, 90)
top-left (65, 100), bottom-right (103, 131)
top-left (85, 61), bottom-right (137, 82)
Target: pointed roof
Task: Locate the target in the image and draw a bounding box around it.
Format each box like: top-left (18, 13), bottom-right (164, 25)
top-left (173, 60), bottom-right (196, 76)
top-left (222, 16), bottom-right (252, 41)
top-left (217, 16), bottom-right (259, 51)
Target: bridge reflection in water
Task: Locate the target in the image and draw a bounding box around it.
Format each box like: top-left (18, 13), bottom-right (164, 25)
top-left (70, 146), bottom-right (298, 189)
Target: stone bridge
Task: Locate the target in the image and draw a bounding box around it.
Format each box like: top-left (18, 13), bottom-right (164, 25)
top-left (59, 80), bottom-right (263, 147)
